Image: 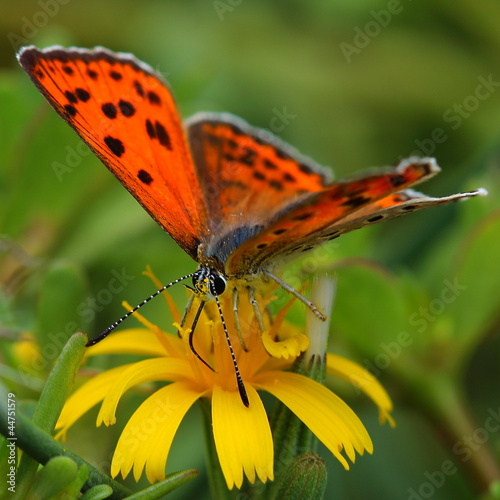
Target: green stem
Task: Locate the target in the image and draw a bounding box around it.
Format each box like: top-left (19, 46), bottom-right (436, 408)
top-left (0, 405), bottom-right (132, 499)
top-left (199, 399), bottom-right (232, 500)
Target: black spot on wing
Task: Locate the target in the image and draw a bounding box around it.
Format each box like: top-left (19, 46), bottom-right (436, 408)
top-left (367, 214), bottom-right (384, 222)
top-left (147, 91), bottom-right (161, 105)
top-left (298, 163), bottom-right (313, 175)
top-left (62, 65), bottom-right (74, 75)
top-left (292, 212), bottom-right (313, 221)
top-left (240, 148), bottom-right (257, 166)
top-left (119, 99), bottom-right (135, 117)
top-left (145, 119), bottom-right (156, 138)
top-left (269, 180), bottom-right (284, 191)
top-left (389, 175), bottom-right (407, 188)
top-left (64, 91), bottom-right (77, 103)
top-left (75, 88), bottom-right (90, 102)
top-left (64, 104), bottom-right (77, 117)
top-left (110, 70), bottom-right (123, 81)
top-left (155, 121), bottom-right (171, 149)
top-left (104, 136), bottom-right (125, 157)
top-left (102, 102), bottom-right (117, 119)
top-left (263, 159), bottom-right (278, 170)
top-left (87, 69), bottom-right (98, 80)
top-left (138, 169), bottom-right (153, 185)
top-left (341, 195), bottom-right (370, 208)
top-left (134, 80), bottom-right (145, 97)
top-left (253, 171), bottom-right (266, 181)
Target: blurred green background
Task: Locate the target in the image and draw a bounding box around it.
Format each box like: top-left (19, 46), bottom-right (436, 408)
top-left (1, 1), bottom-right (499, 499)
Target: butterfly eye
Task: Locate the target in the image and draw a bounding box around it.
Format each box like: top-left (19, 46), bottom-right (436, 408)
top-left (210, 274), bottom-right (227, 296)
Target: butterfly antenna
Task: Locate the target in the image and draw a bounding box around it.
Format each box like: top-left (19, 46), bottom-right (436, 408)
top-left (86, 272), bottom-right (197, 347)
top-left (213, 287), bottom-right (249, 407)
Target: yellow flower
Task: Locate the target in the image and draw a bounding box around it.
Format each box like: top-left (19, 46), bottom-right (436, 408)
top-left (56, 273), bottom-right (394, 489)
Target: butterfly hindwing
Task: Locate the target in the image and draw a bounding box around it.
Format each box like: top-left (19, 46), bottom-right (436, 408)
top-left (225, 158), bottom-right (485, 273)
top-left (18, 45), bottom-right (208, 259)
top-left (186, 113), bottom-right (332, 235)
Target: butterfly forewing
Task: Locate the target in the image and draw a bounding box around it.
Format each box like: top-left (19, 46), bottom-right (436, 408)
top-left (18, 45), bottom-right (208, 259)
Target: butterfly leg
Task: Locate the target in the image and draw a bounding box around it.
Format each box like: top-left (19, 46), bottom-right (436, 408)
top-left (178, 294), bottom-right (195, 337)
top-left (264, 270), bottom-right (327, 321)
top-left (232, 287), bottom-right (248, 351)
top-left (248, 286), bottom-right (266, 332)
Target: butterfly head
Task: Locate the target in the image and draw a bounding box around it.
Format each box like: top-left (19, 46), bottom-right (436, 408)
top-left (192, 266), bottom-right (227, 299)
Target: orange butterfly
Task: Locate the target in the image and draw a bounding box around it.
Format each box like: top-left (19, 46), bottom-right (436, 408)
top-left (18, 45), bottom-right (485, 404)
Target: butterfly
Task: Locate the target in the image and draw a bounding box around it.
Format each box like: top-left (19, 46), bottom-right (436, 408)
top-left (18, 45), bottom-right (485, 405)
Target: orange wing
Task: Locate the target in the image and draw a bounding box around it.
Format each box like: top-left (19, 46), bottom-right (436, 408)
top-left (225, 158), bottom-right (485, 274)
top-left (186, 113), bottom-right (331, 233)
top-left (18, 45), bottom-right (207, 260)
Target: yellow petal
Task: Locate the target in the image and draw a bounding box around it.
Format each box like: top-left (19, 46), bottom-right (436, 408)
top-left (254, 371), bottom-right (373, 468)
top-left (86, 329), bottom-right (168, 357)
top-left (261, 329), bottom-right (309, 359)
top-left (97, 357), bottom-right (192, 426)
top-left (55, 365), bottom-right (133, 437)
top-left (327, 354), bottom-right (395, 427)
top-left (121, 304), bottom-right (185, 357)
top-left (111, 381), bottom-right (202, 483)
top-left (212, 385), bottom-right (274, 489)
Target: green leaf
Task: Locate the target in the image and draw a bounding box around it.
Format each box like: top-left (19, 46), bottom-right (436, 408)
top-left (27, 456), bottom-right (78, 500)
top-left (35, 260), bottom-right (90, 354)
top-left (80, 484), bottom-right (114, 500)
top-left (446, 213), bottom-right (500, 358)
top-left (331, 261), bottom-right (413, 358)
top-left (33, 332), bottom-right (86, 433)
